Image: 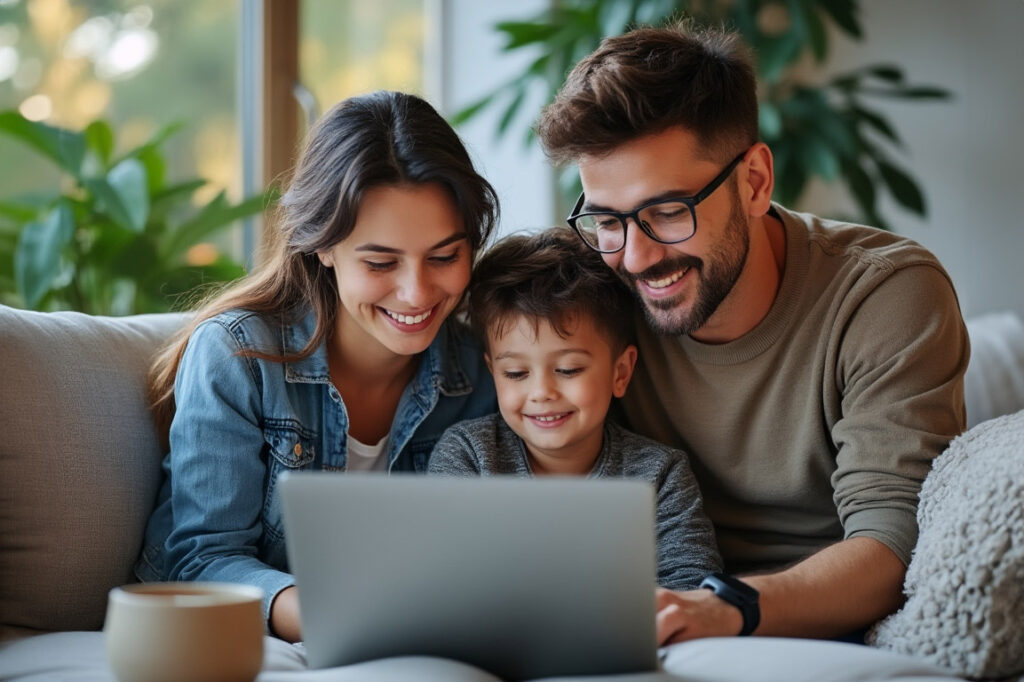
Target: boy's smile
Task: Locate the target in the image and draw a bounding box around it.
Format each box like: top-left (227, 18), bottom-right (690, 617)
top-left (486, 315), bottom-right (636, 475)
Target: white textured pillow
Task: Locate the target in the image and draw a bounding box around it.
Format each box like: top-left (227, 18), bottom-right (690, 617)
top-left (868, 409), bottom-right (1024, 679)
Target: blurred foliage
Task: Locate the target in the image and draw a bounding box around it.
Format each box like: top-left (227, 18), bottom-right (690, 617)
top-left (452, 0), bottom-right (951, 229)
top-left (0, 1), bottom-right (240, 213)
top-left (0, 110), bottom-right (275, 314)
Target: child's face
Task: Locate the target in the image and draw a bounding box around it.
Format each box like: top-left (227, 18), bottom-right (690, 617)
top-left (486, 314), bottom-right (637, 475)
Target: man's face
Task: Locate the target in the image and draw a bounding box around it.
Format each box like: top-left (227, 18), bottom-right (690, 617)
top-left (578, 127), bottom-right (750, 336)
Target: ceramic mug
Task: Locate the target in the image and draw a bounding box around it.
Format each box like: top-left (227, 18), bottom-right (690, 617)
top-left (104, 582), bottom-right (264, 682)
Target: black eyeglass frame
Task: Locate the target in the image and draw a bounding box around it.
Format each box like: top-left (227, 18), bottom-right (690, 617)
top-left (566, 151), bottom-right (747, 254)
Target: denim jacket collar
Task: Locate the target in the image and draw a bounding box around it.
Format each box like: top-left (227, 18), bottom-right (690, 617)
top-left (281, 309), bottom-right (474, 397)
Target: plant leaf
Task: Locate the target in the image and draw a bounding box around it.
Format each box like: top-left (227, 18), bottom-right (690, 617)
top-left (859, 85), bottom-right (950, 100)
top-left (136, 144), bottom-right (167, 193)
top-left (449, 92), bottom-right (497, 127)
top-left (0, 111), bottom-right (86, 178)
top-left (163, 190), bottom-right (274, 260)
top-left (850, 104), bottom-right (902, 146)
top-left (816, 0), bottom-right (863, 39)
top-left (812, 109), bottom-right (857, 158)
top-left (759, 101), bottom-right (783, 141)
top-left (107, 158), bottom-right (149, 232)
top-left (84, 178), bottom-right (137, 233)
top-left (801, 0), bottom-right (829, 62)
top-left (84, 120), bottom-right (115, 165)
top-left (862, 64), bottom-right (904, 82)
top-left (799, 135), bottom-right (840, 181)
top-left (497, 87), bottom-right (527, 137)
top-left (0, 200), bottom-right (43, 223)
top-left (842, 160), bottom-right (877, 223)
top-left (495, 20), bottom-right (560, 50)
top-left (878, 160), bottom-right (926, 215)
top-left (149, 179), bottom-right (206, 223)
top-left (15, 201), bottom-right (75, 309)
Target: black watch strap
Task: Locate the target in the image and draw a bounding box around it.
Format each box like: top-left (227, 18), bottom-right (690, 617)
top-left (699, 572), bottom-right (760, 636)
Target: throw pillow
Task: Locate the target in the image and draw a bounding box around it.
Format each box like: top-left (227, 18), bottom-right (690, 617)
top-left (867, 409), bottom-right (1024, 679)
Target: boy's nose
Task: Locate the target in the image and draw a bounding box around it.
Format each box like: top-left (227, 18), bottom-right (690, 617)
top-left (528, 375), bottom-right (558, 402)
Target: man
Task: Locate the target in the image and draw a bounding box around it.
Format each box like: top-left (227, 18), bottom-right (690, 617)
top-left (536, 23), bottom-right (968, 643)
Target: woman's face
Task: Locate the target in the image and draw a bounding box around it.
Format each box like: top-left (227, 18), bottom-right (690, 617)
top-left (318, 182), bottom-right (471, 360)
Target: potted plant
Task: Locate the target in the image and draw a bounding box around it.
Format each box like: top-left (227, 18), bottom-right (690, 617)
top-left (452, 0), bottom-right (950, 229)
top-left (0, 111), bottom-right (275, 315)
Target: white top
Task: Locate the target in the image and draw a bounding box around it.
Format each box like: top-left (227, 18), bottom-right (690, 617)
top-left (345, 434), bottom-right (389, 472)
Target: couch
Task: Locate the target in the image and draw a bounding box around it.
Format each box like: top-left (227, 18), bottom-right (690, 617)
top-left (1, 304), bottom-right (1022, 682)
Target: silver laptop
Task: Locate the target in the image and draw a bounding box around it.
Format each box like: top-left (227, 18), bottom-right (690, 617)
top-left (279, 473), bottom-right (658, 680)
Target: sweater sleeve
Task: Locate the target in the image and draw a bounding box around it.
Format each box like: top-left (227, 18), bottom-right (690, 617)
top-left (653, 450), bottom-right (723, 590)
top-left (832, 263), bottom-right (969, 565)
top-left (428, 422), bottom-right (484, 476)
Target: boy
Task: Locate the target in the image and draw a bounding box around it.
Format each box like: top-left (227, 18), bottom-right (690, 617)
top-left (429, 227), bottom-right (721, 590)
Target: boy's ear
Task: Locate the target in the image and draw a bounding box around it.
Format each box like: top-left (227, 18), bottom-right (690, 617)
top-left (484, 353), bottom-right (493, 373)
top-left (612, 344), bottom-right (638, 398)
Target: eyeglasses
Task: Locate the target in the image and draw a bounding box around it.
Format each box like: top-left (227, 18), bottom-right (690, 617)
top-left (566, 152), bottom-right (746, 254)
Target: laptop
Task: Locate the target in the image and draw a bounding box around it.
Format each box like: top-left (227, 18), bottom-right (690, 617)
top-left (279, 472), bottom-right (658, 680)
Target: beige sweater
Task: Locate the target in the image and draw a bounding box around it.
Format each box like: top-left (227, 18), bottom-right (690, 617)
top-left (620, 204), bottom-right (969, 572)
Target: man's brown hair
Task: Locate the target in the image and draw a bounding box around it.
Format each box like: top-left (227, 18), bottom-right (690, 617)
top-left (536, 22), bottom-right (758, 164)
top-left (468, 227), bottom-right (635, 353)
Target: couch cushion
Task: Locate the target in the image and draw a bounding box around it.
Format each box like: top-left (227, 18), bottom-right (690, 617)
top-left (0, 306), bottom-right (186, 638)
top-left (963, 311), bottom-right (1024, 428)
top-left (868, 408), bottom-right (1024, 679)
top-left (0, 632), bottom-right (968, 682)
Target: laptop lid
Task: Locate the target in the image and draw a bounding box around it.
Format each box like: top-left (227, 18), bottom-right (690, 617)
top-left (280, 473), bottom-right (658, 680)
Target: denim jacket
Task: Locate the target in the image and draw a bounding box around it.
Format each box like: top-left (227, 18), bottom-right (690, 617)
top-left (134, 307), bottom-right (496, 623)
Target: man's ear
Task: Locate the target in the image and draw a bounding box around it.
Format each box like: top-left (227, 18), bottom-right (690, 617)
top-left (612, 344), bottom-right (638, 398)
top-left (742, 142), bottom-right (775, 218)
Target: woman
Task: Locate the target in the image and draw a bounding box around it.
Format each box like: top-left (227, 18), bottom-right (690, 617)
top-left (134, 91), bottom-right (499, 642)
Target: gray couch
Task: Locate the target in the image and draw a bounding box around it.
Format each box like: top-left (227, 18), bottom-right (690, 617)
top-left (1, 303), bottom-right (1022, 682)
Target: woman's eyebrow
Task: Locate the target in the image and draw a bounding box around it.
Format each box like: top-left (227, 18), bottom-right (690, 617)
top-left (354, 232), bottom-right (467, 254)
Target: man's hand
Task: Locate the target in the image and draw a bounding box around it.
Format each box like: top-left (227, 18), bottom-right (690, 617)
top-left (655, 587), bottom-right (744, 645)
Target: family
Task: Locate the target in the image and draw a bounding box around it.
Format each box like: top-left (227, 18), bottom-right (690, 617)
top-left (133, 23), bottom-right (969, 648)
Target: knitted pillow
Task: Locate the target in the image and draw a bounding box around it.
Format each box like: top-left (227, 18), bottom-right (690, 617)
top-left (867, 409), bottom-right (1024, 679)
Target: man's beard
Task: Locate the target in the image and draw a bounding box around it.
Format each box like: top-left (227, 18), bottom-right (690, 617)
top-left (619, 194), bottom-right (750, 336)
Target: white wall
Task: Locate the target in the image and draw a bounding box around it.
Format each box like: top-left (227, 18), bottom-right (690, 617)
top-left (437, 0), bottom-right (555, 241)
top-left (801, 0), bottom-right (1024, 321)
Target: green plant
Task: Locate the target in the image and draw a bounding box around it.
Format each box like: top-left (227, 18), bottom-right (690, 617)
top-left (452, 0), bottom-right (950, 229)
top-left (0, 111), bottom-right (275, 315)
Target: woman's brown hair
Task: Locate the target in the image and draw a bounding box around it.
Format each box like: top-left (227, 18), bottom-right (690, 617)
top-left (149, 91), bottom-right (499, 436)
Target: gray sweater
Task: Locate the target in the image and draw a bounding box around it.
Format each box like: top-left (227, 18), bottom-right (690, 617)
top-left (429, 415), bottom-right (722, 590)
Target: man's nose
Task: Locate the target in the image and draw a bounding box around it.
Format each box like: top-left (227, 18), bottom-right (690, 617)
top-left (618, 217), bottom-right (667, 275)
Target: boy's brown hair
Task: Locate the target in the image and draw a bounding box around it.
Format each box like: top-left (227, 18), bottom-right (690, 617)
top-left (536, 22), bottom-right (758, 164)
top-left (468, 227), bottom-right (635, 353)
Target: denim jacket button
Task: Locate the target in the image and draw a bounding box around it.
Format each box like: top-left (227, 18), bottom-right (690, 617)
top-left (293, 443), bottom-right (302, 456)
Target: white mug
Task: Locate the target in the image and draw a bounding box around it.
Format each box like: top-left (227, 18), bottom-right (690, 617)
top-left (104, 582), bottom-right (264, 682)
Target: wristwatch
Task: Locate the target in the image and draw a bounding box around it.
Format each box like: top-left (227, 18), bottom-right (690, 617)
top-left (699, 573), bottom-right (760, 636)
